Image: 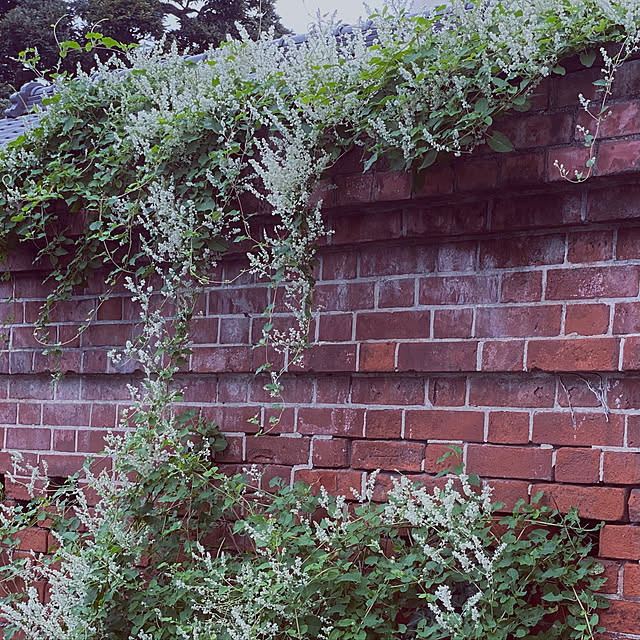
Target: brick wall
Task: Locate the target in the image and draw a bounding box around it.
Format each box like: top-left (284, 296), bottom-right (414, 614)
top-left (1, 57), bottom-right (639, 634)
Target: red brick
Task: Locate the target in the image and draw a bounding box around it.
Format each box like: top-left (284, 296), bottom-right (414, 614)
top-left (424, 443), bottom-right (461, 474)
top-left (296, 344), bottom-right (357, 373)
top-left (335, 174), bottom-right (373, 207)
top-left (455, 158), bottom-right (499, 191)
top-left (246, 436), bottom-right (310, 466)
top-left (315, 376), bottom-right (351, 404)
top-left (359, 342), bottom-right (395, 372)
top-left (52, 429), bottom-right (76, 452)
top-left (321, 251), bottom-right (357, 280)
top-left (365, 409), bottom-right (402, 438)
top-left (81, 323), bottom-right (131, 347)
top-left (428, 377), bottom-right (466, 406)
top-left (480, 235), bottom-right (564, 269)
top-left (535, 484), bottom-right (627, 521)
top-left (330, 210), bottom-right (402, 244)
top-left (77, 429), bottom-right (112, 453)
top-left (481, 340), bottom-right (525, 372)
top-left (352, 440), bottom-right (424, 471)
top-left (191, 346), bottom-right (252, 373)
top-left (567, 230), bottom-right (614, 263)
top-left (298, 408), bottom-right (364, 437)
top-left (588, 184), bottom-right (640, 222)
top-left (356, 310), bottom-right (430, 341)
top-left (419, 275), bottom-right (499, 305)
top-left (487, 411), bottom-right (529, 444)
top-left (565, 304), bottom-right (610, 336)
top-left (469, 375), bottom-right (555, 407)
top-left (488, 480), bottom-right (530, 511)
top-left (613, 301), bottom-right (640, 334)
top-left (378, 278), bottom-right (415, 308)
top-left (533, 412), bottom-right (624, 447)
top-left (318, 314), bottom-right (352, 342)
top-left (527, 337), bottom-right (620, 372)
top-left (468, 445), bottom-right (552, 480)
top-left (596, 559), bottom-right (622, 594)
top-left (624, 562), bottom-right (640, 597)
top-left (208, 287), bottom-right (268, 315)
top-left (500, 152), bottom-right (545, 186)
top-left (42, 403), bottom-right (90, 427)
top-left (412, 162), bottom-right (454, 197)
top-left (312, 438), bottom-right (348, 468)
top-left (501, 271), bottom-right (543, 303)
top-left (600, 525), bottom-right (640, 560)
top-left (96, 297), bottom-right (122, 321)
top-left (606, 378), bottom-right (640, 410)
top-left (358, 244), bottom-right (436, 277)
top-left (622, 336), bottom-right (640, 370)
top-left (602, 451), bottom-right (640, 484)
top-left (0, 402), bottom-right (17, 424)
top-left (433, 308), bottom-right (473, 339)
top-left (18, 403), bottom-right (41, 426)
top-left (597, 139), bottom-right (640, 175)
top-left (546, 266), bottom-right (639, 300)
top-left (262, 408), bottom-right (296, 435)
top-left (398, 342), bottom-right (477, 373)
top-left (314, 282), bottom-right (374, 312)
top-left (40, 454), bottom-right (88, 477)
top-left (436, 242), bottom-right (476, 272)
top-left (351, 376), bottom-right (423, 406)
top-left (9, 378), bottom-right (54, 400)
top-left (190, 318), bottom-right (220, 344)
top-left (216, 435), bottom-right (244, 463)
top-left (547, 146), bottom-right (592, 181)
top-left (405, 410), bottom-right (484, 441)
top-left (199, 406), bottom-right (262, 433)
top-left (576, 101), bottom-right (640, 138)
top-left (90, 404), bottom-right (116, 429)
top-left (628, 415), bottom-right (640, 447)
top-left (477, 306), bottom-right (561, 338)
top-left (600, 600), bottom-right (640, 636)
top-left (374, 171), bottom-right (411, 201)
top-left (555, 447), bottom-right (600, 484)
top-left (293, 469), bottom-right (362, 496)
top-left (630, 489), bottom-right (639, 523)
top-left (218, 375), bottom-right (249, 403)
top-left (15, 528), bottom-right (48, 553)
top-left (407, 202), bottom-right (488, 237)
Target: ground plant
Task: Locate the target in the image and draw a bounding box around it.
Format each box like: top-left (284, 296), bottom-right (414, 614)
top-left (0, 0), bottom-right (637, 637)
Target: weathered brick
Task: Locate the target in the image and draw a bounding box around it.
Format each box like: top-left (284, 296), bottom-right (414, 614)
top-left (600, 525), bottom-right (640, 560)
top-left (351, 376), bottom-right (423, 406)
top-left (546, 266), bottom-right (639, 300)
top-left (334, 174), bottom-right (374, 207)
top-left (312, 438), bottom-right (349, 468)
top-left (547, 146), bottom-right (591, 182)
top-left (487, 411), bottom-right (529, 444)
top-left (315, 376), bottom-right (351, 404)
top-left (6, 427), bottom-right (50, 450)
top-left (190, 318), bottom-right (220, 344)
top-left (455, 158), bottom-right (498, 191)
top-left (433, 308), bottom-right (473, 339)
top-left (419, 275), bottom-right (499, 305)
top-left (18, 403), bottom-right (41, 426)
top-left (365, 409), bottom-right (402, 438)
top-left (374, 171), bottom-right (412, 201)
top-left (576, 101), bottom-right (640, 137)
top-left (606, 378), bottom-right (640, 410)
top-left (526, 338), bottom-right (620, 372)
top-left (565, 303), bottom-right (610, 336)
top-left (52, 429), bottom-right (76, 452)
top-left (477, 306), bottom-right (561, 338)
top-left (479, 235), bottom-right (565, 269)
top-left (293, 469), bottom-right (362, 496)
top-left (554, 447), bottom-right (600, 484)
top-left (407, 202), bottom-right (488, 237)
top-left (622, 336), bottom-right (640, 371)
top-left (321, 250), bottom-right (357, 280)
top-left (43, 403), bottom-right (90, 427)
top-left (488, 480), bottom-right (530, 512)
top-left (436, 241), bottom-right (477, 272)
top-left (405, 410), bottom-right (484, 441)
top-left (602, 451), bottom-right (640, 484)
top-left (330, 210), bottom-right (402, 243)
top-left (359, 244), bottom-right (436, 277)
top-left (314, 282), bottom-right (375, 312)
top-left (597, 139), bottom-right (640, 175)
top-left (535, 484), bottom-right (627, 521)
top-left (600, 600), bottom-right (640, 636)
top-left (377, 279), bottom-right (415, 308)
top-left (351, 440), bottom-right (424, 471)
top-left (397, 342), bottom-right (477, 373)
top-left (499, 112), bottom-right (573, 149)
top-left (359, 342), bottom-right (395, 372)
top-left (501, 271), bottom-right (543, 303)
top-left (469, 375), bottom-right (555, 407)
top-left (296, 344), bottom-right (357, 373)
top-left (613, 301), bottom-right (640, 334)
top-left (298, 408), bottom-right (364, 437)
top-left (630, 489), bottom-right (639, 523)
top-left (467, 445), bottom-right (552, 480)
top-left (624, 562), bottom-right (640, 597)
top-left (428, 377), bottom-right (466, 406)
top-left (246, 436), bottom-right (310, 466)
top-left (567, 230), bottom-right (614, 263)
top-left (500, 152), bottom-right (545, 186)
top-left (481, 340), bottom-right (525, 372)
top-left (191, 346), bottom-right (252, 373)
top-left (532, 412), bottom-right (624, 447)
top-left (587, 184), bottom-right (640, 222)
top-left (317, 314), bottom-right (353, 342)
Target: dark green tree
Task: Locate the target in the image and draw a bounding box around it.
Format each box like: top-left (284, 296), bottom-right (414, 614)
top-left (0, 0), bottom-right (76, 88)
top-left (163, 0), bottom-right (289, 49)
top-left (74, 0), bottom-right (165, 45)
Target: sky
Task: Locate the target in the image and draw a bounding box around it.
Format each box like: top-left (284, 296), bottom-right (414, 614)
top-left (275, 0), bottom-right (389, 34)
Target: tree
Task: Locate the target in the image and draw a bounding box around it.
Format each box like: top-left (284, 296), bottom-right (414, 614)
top-left (163, 0), bottom-right (289, 49)
top-left (74, 0), bottom-right (165, 45)
top-left (0, 0), bottom-right (76, 89)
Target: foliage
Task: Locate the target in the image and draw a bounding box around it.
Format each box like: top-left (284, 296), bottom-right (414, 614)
top-left (0, 429), bottom-right (609, 639)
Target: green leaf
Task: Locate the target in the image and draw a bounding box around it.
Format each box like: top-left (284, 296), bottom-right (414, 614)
top-left (580, 51), bottom-right (597, 68)
top-left (486, 130), bottom-right (514, 153)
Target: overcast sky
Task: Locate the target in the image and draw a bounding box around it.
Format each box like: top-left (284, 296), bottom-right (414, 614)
top-left (275, 0), bottom-right (389, 33)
